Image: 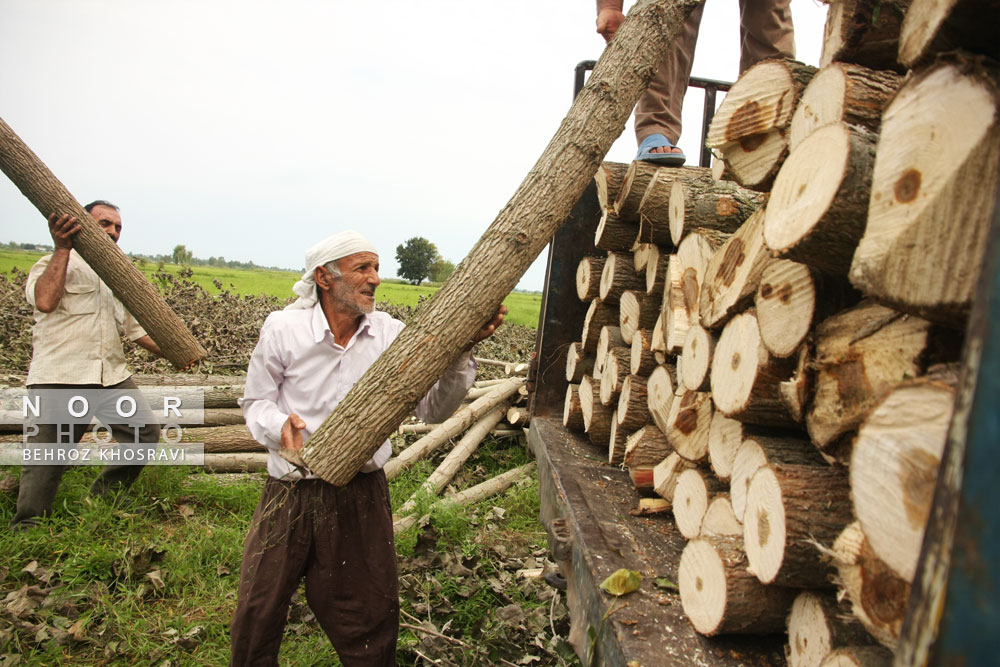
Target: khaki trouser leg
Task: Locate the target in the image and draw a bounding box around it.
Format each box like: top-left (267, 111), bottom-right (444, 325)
top-left (738, 0), bottom-right (796, 73)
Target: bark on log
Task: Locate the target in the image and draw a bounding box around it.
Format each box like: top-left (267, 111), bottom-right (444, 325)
top-left (665, 388), bottom-right (713, 462)
top-left (396, 404), bottom-right (507, 517)
top-left (730, 434), bottom-right (826, 524)
top-left (850, 372), bottom-right (956, 582)
top-left (818, 646), bottom-right (893, 667)
top-left (600, 252), bottom-right (646, 304)
top-left (616, 374), bottom-right (649, 431)
top-left (673, 467), bottom-right (726, 539)
top-left (645, 363), bottom-right (676, 437)
top-left (788, 63), bottom-right (901, 152)
top-left (806, 300), bottom-right (944, 451)
top-left (595, 326), bottom-right (626, 377)
top-left (623, 423), bottom-right (671, 468)
top-left (652, 450), bottom-right (696, 502)
top-left (505, 406), bottom-right (529, 426)
top-left (178, 425), bottom-right (254, 453)
top-left (202, 452), bottom-right (269, 473)
top-left (787, 591), bottom-right (880, 667)
top-left (595, 211), bottom-right (638, 253)
top-left (699, 207), bottom-right (772, 329)
top-left (630, 328), bottom-right (659, 377)
top-left (831, 521), bottom-right (911, 650)
top-left (383, 377), bottom-right (523, 480)
top-left (600, 346), bottom-right (630, 406)
top-left (581, 298), bottom-right (619, 354)
top-left (594, 161), bottom-right (629, 212)
top-left (849, 55), bottom-right (1000, 326)
top-left (0, 118), bottom-right (208, 370)
top-left (679, 535), bottom-right (797, 635)
top-left (607, 419), bottom-right (629, 465)
top-left (576, 256), bottom-right (607, 301)
top-left (821, 0), bottom-right (911, 71)
top-left (668, 171), bottom-right (765, 245)
top-left (580, 376), bottom-right (614, 447)
top-left (130, 374), bottom-right (245, 387)
top-left (301, 0), bottom-right (707, 485)
top-left (644, 247), bottom-right (669, 297)
top-left (680, 323), bottom-right (715, 391)
top-left (637, 165), bottom-right (711, 230)
top-left (613, 160), bottom-right (661, 220)
top-left (701, 495), bottom-right (742, 537)
top-left (619, 289), bottom-right (659, 344)
top-left (899, 0), bottom-right (1000, 67)
top-left (563, 384), bottom-right (586, 432)
top-left (764, 122), bottom-right (878, 275)
top-left (565, 341), bottom-right (594, 383)
top-left (636, 215), bottom-right (672, 249)
top-left (743, 463), bottom-right (852, 588)
top-left (711, 310), bottom-right (798, 427)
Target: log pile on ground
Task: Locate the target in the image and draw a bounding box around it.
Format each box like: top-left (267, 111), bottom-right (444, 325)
top-left (559, 3), bottom-right (997, 660)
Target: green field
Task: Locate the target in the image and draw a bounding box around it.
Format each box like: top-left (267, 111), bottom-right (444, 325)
top-left (0, 249), bottom-right (542, 327)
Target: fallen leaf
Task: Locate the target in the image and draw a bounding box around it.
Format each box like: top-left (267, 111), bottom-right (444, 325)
top-left (600, 569), bottom-right (641, 597)
top-left (654, 577), bottom-right (678, 591)
top-left (145, 570), bottom-right (166, 591)
top-left (216, 565), bottom-right (231, 577)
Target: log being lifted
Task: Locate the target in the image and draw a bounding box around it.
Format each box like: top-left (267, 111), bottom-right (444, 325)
top-left (849, 55), bottom-right (1000, 326)
top-left (899, 0), bottom-right (1000, 67)
top-left (763, 121), bottom-right (877, 275)
top-left (679, 535), bottom-right (797, 636)
top-left (668, 169), bottom-right (765, 245)
top-left (302, 0), bottom-right (707, 484)
top-left (788, 63), bottom-right (901, 152)
top-left (0, 118), bottom-right (207, 370)
top-left (743, 463), bottom-right (853, 588)
top-left (700, 207), bottom-right (772, 330)
top-left (786, 591), bottom-right (880, 667)
top-left (850, 369), bottom-right (956, 582)
top-left (820, 0), bottom-right (911, 72)
top-left (594, 161), bottom-right (629, 212)
top-left (705, 59), bottom-right (817, 190)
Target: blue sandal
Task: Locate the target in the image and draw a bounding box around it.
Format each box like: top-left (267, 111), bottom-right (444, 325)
top-left (636, 133), bottom-right (686, 166)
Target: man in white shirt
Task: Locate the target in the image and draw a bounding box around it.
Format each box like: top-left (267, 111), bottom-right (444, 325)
top-left (11, 201), bottom-right (167, 530)
top-left (231, 231), bottom-right (505, 666)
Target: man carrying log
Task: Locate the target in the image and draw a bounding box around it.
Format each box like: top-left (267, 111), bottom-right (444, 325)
top-left (10, 201), bottom-right (167, 530)
top-left (230, 231), bottom-right (505, 666)
top-left (595, 0), bottom-right (795, 165)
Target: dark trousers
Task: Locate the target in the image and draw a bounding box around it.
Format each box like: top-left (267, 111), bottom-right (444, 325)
top-left (230, 472), bottom-right (399, 667)
top-left (10, 377), bottom-right (160, 529)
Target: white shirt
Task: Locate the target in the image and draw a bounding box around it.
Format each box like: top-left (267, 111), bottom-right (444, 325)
top-left (25, 250), bottom-right (147, 386)
top-left (240, 302), bottom-right (476, 480)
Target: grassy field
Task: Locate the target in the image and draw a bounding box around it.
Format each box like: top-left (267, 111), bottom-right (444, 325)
top-left (0, 249), bottom-right (542, 328)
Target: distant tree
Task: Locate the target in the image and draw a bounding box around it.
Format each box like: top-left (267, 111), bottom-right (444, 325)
top-left (429, 257), bottom-right (455, 283)
top-left (395, 237), bottom-right (438, 285)
top-left (172, 244), bottom-right (192, 265)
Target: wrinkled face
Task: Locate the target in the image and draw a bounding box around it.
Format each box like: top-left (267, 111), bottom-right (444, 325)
top-left (331, 251), bottom-right (380, 315)
top-left (90, 205), bottom-right (122, 243)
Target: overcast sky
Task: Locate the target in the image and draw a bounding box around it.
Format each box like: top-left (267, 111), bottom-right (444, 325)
top-left (0, 0), bottom-right (827, 292)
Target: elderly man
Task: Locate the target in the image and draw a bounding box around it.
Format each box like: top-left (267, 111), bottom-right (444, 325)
top-left (11, 201), bottom-right (165, 530)
top-left (231, 231), bottom-right (504, 666)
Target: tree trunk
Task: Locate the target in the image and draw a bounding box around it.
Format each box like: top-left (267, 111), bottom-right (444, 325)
top-left (619, 289), bottom-right (659, 344)
top-left (673, 467), bottom-right (727, 539)
top-left (565, 341), bottom-right (594, 383)
top-left (600, 252), bottom-right (646, 304)
top-left (0, 119), bottom-right (208, 370)
top-left (668, 171), bottom-right (764, 245)
top-left (786, 591), bottom-right (880, 667)
top-left (711, 310), bottom-right (798, 427)
top-left (679, 535), bottom-right (797, 635)
top-left (831, 521), bottom-right (911, 650)
top-left (850, 371), bottom-right (956, 583)
top-left (383, 377), bottom-right (523, 480)
top-left (701, 495), bottom-right (742, 536)
top-left (788, 63), bottom-right (901, 152)
top-left (595, 211), bottom-right (638, 253)
top-left (806, 300), bottom-right (945, 450)
top-left (623, 423), bottom-right (671, 468)
top-left (652, 451), bottom-right (696, 502)
top-left (699, 208), bottom-right (772, 330)
top-left (563, 384), bottom-right (586, 432)
top-left (820, 0), bottom-right (912, 72)
top-left (743, 463), bottom-right (853, 588)
top-left (730, 434), bottom-right (827, 526)
top-left (575, 256), bottom-right (606, 301)
top-left (594, 161), bottom-right (629, 212)
top-left (899, 0), bottom-right (1000, 67)
top-left (302, 0), bottom-right (708, 485)
top-left (764, 122), bottom-right (878, 275)
top-left (645, 363), bottom-right (676, 437)
top-left (849, 56), bottom-right (1000, 326)
top-left (680, 323), bottom-right (715, 391)
top-left (613, 160), bottom-right (661, 220)
top-left (666, 388), bottom-right (713, 462)
top-left (616, 374), bottom-right (649, 431)
top-left (630, 328), bottom-right (659, 376)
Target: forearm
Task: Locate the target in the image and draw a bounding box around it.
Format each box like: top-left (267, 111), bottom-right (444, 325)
top-left (134, 335), bottom-right (163, 357)
top-left (33, 248), bottom-right (71, 313)
top-left (597, 0), bottom-right (623, 13)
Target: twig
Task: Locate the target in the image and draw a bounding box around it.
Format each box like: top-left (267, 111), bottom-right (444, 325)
top-left (399, 622), bottom-right (473, 649)
top-left (550, 589), bottom-right (558, 638)
top-left (413, 648), bottom-right (440, 664)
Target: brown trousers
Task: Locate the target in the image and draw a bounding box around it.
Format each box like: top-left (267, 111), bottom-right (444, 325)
top-left (229, 472), bottom-right (399, 666)
top-left (634, 0), bottom-right (796, 145)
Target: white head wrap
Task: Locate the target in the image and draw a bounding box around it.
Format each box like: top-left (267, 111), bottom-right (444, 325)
top-left (285, 230), bottom-right (378, 310)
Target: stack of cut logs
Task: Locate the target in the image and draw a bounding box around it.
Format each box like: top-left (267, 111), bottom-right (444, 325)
top-left (563, 0), bottom-right (998, 664)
